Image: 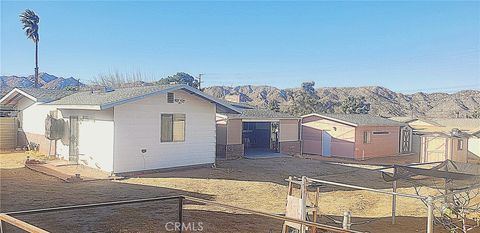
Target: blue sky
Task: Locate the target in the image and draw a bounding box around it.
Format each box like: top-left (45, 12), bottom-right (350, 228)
top-left (1, 1), bottom-right (479, 93)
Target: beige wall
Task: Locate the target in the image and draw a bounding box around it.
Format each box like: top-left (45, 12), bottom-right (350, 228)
top-left (279, 119), bottom-right (299, 142)
top-left (355, 126), bottom-right (401, 159)
top-left (420, 136), bottom-right (468, 163)
top-left (301, 115), bottom-right (355, 158)
top-left (227, 119), bottom-right (242, 145)
top-left (421, 136), bottom-right (446, 163)
top-left (302, 117), bottom-right (356, 142)
top-left (216, 123), bottom-right (227, 145)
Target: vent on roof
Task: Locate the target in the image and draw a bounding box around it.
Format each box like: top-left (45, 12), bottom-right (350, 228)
top-left (167, 92), bottom-right (174, 103)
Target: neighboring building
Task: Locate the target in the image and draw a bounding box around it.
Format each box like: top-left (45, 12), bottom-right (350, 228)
top-left (216, 103), bottom-right (301, 159)
top-left (420, 130), bottom-right (469, 163)
top-left (391, 117), bottom-right (480, 161)
top-left (0, 85), bottom-right (239, 174)
top-left (0, 88), bottom-right (73, 154)
top-left (302, 114), bottom-right (412, 160)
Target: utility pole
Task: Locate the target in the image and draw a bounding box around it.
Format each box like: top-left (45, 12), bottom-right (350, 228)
top-left (198, 73), bottom-right (205, 90)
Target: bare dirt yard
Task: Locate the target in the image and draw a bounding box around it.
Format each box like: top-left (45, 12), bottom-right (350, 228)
top-left (0, 152), bottom-right (466, 233)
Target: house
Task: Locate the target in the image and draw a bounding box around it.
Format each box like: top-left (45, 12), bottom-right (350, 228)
top-left (419, 130), bottom-right (469, 163)
top-left (0, 88), bottom-right (74, 154)
top-left (0, 85), bottom-right (239, 174)
top-left (216, 103), bottom-right (301, 159)
top-left (301, 114), bottom-right (412, 160)
top-left (390, 117), bottom-right (480, 161)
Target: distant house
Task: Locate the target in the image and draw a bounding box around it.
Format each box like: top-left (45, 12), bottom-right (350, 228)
top-left (216, 103), bottom-right (300, 159)
top-left (0, 85), bottom-right (239, 174)
top-left (301, 114), bottom-right (412, 160)
top-left (391, 117), bottom-right (480, 162)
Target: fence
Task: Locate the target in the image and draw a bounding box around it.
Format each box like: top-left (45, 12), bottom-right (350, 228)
top-left (0, 117), bottom-right (17, 150)
top-left (0, 195), bottom-right (362, 233)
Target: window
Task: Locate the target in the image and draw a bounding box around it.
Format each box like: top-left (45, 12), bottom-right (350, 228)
top-left (457, 139), bottom-right (464, 150)
top-left (372, 131), bottom-right (389, 135)
top-left (363, 131), bottom-right (371, 144)
top-left (161, 114), bottom-right (185, 142)
top-left (167, 93), bottom-right (174, 103)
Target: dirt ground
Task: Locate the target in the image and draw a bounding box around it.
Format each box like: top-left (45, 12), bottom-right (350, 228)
top-left (0, 152), bottom-right (474, 232)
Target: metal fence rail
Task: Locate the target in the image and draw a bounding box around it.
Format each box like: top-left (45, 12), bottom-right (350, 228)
top-left (0, 195), bottom-right (362, 233)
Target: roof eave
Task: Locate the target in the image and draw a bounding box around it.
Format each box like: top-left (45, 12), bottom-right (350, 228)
top-left (51, 105), bottom-right (102, 110)
top-left (301, 113), bottom-right (358, 127)
top-left (0, 88), bottom-right (38, 104)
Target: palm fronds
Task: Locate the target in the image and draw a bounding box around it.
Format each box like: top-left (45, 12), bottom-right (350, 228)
top-left (20, 9), bottom-right (39, 42)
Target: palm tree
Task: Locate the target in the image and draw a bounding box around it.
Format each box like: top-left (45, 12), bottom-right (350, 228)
top-left (20, 9), bottom-right (40, 88)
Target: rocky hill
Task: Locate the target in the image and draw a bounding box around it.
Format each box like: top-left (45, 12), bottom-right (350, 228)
top-left (204, 85), bottom-right (480, 118)
top-left (0, 73), bottom-right (83, 95)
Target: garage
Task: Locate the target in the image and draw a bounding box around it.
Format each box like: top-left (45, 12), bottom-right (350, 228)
top-left (242, 122), bottom-right (279, 156)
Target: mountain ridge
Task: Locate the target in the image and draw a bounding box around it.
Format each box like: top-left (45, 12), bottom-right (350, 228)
top-left (1, 73), bottom-right (478, 118)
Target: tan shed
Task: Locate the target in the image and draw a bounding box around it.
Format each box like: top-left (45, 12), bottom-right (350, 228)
top-left (420, 130), bottom-right (469, 163)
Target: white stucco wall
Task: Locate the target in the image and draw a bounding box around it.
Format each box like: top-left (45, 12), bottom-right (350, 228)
top-left (57, 109), bottom-right (114, 172)
top-left (17, 98), bottom-right (56, 135)
top-left (469, 138), bottom-right (480, 159)
top-left (113, 90), bottom-right (216, 173)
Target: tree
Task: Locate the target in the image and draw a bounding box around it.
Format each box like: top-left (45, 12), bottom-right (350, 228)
top-left (92, 71), bottom-right (149, 88)
top-left (288, 82), bottom-right (323, 116)
top-left (156, 72), bottom-right (199, 88)
top-left (468, 108), bottom-right (480, 119)
top-left (268, 100), bottom-right (280, 112)
top-left (20, 9), bottom-right (40, 88)
top-left (301, 81), bottom-right (316, 95)
top-left (340, 96), bottom-right (370, 114)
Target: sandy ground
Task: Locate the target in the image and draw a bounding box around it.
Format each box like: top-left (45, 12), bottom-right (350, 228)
top-left (1, 152), bottom-right (476, 232)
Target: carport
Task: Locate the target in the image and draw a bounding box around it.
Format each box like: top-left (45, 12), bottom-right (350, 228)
top-left (216, 106), bottom-right (301, 160)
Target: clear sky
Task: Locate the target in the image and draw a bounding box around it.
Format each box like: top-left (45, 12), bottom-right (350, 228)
top-left (1, 1), bottom-right (479, 93)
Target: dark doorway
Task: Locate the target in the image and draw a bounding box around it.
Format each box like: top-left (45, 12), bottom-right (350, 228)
top-left (69, 116), bottom-right (79, 163)
top-left (242, 122), bottom-right (279, 157)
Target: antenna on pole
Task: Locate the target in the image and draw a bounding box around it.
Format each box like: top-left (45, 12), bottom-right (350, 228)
top-left (198, 73), bottom-right (205, 90)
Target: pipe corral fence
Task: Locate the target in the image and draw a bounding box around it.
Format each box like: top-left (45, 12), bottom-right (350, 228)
top-left (0, 195), bottom-right (362, 233)
top-left (286, 175), bottom-right (480, 233)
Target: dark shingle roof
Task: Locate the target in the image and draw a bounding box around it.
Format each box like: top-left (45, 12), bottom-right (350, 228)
top-left (49, 85), bottom-right (177, 106)
top-left (17, 88), bottom-right (74, 102)
top-left (47, 84), bottom-right (239, 113)
top-left (226, 108), bottom-right (297, 120)
top-left (316, 113), bottom-right (406, 127)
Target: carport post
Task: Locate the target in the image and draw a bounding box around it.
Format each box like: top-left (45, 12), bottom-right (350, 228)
top-left (426, 196), bottom-right (434, 233)
top-left (178, 196), bottom-right (184, 233)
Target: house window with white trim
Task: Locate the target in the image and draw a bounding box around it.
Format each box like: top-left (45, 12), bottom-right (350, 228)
top-left (161, 114), bottom-right (185, 142)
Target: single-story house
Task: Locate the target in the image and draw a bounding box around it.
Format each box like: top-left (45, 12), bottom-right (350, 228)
top-left (0, 85), bottom-right (239, 174)
top-left (216, 103), bottom-right (301, 159)
top-left (301, 113), bottom-right (412, 160)
top-left (419, 130), bottom-right (469, 163)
